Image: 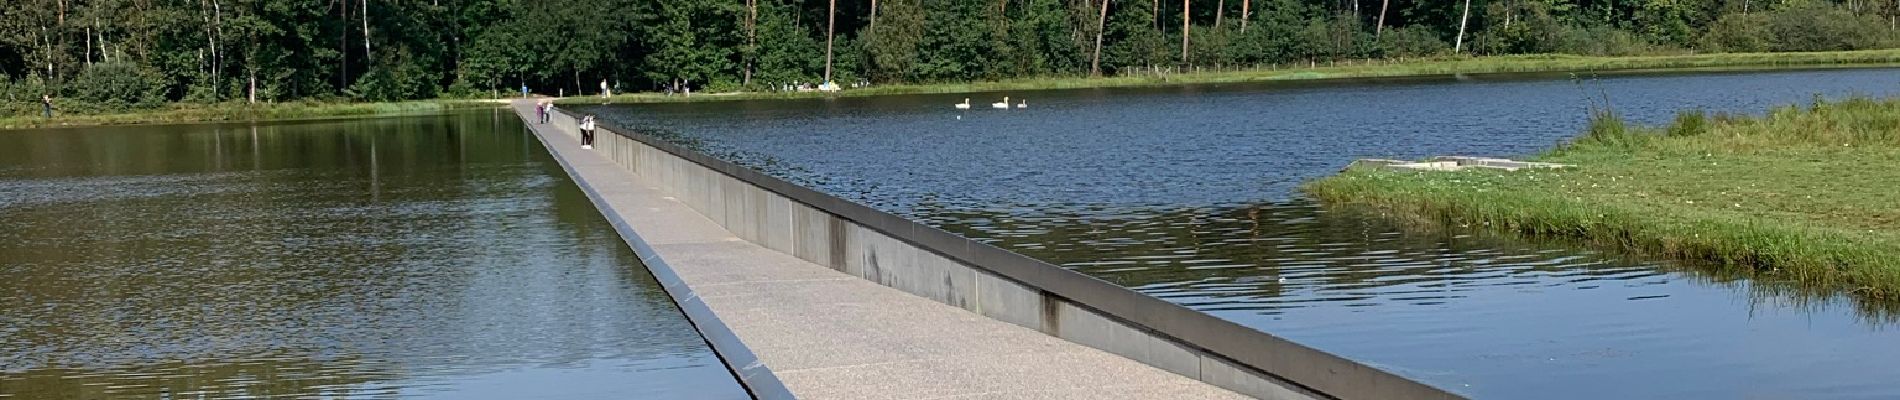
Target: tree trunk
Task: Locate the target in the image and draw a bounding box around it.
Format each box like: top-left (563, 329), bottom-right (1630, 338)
top-left (745, 0), bottom-right (756, 85)
top-left (870, 0), bottom-right (879, 31)
top-left (1241, 0), bottom-right (1250, 31)
top-left (1069, 0), bottom-right (1079, 43)
top-left (1454, 0), bottom-right (1472, 53)
top-left (1181, 0), bottom-right (1190, 63)
top-left (40, 25), bottom-right (53, 77)
top-left (97, 17), bottom-right (109, 63)
top-left (249, 72), bottom-right (257, 103)
top-left (340, 0), bottom-right (349, 90)
top-left (449, 0), bottom-right (461, 73)
top-left (1152, 0), bottom-right (1159, 31)
top-left (361, 0), bottom-right (371, 64)
top-left (1216, 0), bottom-right (1225, 28)
top-left (200, 0), bottom-right (220, 101)
top-left (214, 0), bottom-right (223, 99)
top-left (1092, 0), bottom-right (1111, 77)
top-left (1376, 0), bottom-right (1389, 36)
top-left (824, 0), bottom-right (836, 85)
top-left (1504, 2), bottom-right (1514, 29)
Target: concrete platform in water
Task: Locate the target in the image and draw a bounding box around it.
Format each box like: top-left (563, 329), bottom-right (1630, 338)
top-left (512, 101), bottom-right (1253, 399)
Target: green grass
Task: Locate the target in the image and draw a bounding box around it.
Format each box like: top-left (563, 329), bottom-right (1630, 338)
top-left (0, 99), bottom-right (504, 130)
top-left (560, 49), bottom-right (1900, 105)
top-left (1304, 96), bottom-right (1900, 299)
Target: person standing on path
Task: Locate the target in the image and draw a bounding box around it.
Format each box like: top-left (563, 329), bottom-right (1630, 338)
top-left (535, 100), bottom-right (547, 124)
top-left (41, 95), bottom-right (54, 119)
top-left (580, 115), bottom-right (597, 149)
top-left (542, 102), bottom-right (555, 124)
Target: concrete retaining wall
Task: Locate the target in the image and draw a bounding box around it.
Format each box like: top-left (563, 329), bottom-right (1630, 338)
top-left (548, 108), bottom-right (1463, 400)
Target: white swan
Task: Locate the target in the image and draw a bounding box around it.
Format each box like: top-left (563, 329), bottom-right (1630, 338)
top-left (953, 98), bottom-right (971, 110)
top-left (1016, 99), bottom-right (1028, 109)
top-left (992, 96), bottom-right (1010, 109)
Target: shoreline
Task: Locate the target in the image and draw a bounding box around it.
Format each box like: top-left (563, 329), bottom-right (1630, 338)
top-left (1303, 97), bottom-right (1900, 299)
top-left (0, 99), bottom-right (506, 131)
top-left (559, 50), bottom-right (1900, 105)
top-left (7, 49), bottom-right (1900, 130)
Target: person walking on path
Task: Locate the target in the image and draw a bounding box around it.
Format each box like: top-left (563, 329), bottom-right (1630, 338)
top-left (542, 102), bottom-right (555, 124)
top-left (41, 95), bottom-right (54, 119)
top-left (535, 100), bottom-right (547, 124)
top-left (579, 115), bottom-right (597, 149)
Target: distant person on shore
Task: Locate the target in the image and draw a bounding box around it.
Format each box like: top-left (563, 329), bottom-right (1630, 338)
top-left (580, 115), bottom-right (597, 149)
top-left (42, 95), bottom-right (54, 119)
top-left (600, 79), bottom-right (610, 98)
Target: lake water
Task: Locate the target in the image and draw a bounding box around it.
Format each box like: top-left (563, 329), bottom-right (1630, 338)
top-left (0, 112), bottom-right (747, 399)
top-left (579, 67), bottom-right (1900, 399)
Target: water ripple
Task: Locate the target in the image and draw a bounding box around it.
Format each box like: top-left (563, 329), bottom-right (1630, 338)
top-left (0, 114), bottom-right (745, 400)
top-left (581, 68), bottom-right (1900, 399)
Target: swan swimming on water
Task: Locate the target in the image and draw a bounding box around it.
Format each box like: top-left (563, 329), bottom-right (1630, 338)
top-left (953, 98), bottom-right (971, 110)
top-left (992, 97), bottom-right (1011, 109)
top-left (1016, 99), bottom-right (1027, 109)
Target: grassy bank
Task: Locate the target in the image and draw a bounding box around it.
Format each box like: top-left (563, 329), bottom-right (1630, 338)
top-left (1305, 97), bottom-right (1900, 298)
top-left (0, 99), bottom-right (504, 130)
top-left (561, 49), bottom-right (1900, 105)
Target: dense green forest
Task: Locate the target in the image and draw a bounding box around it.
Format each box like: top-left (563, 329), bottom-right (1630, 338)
top-left (2, 0), bottom-right (1896, 111)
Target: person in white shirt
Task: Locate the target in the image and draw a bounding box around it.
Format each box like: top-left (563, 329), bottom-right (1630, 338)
top-left (580, 115), bottom-right (597, 149)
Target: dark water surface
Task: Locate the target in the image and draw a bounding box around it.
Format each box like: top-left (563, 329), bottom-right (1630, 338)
top-left (0, 112), bottom-right (746, 399)
top-left (581, 68), bottom-right (1900, 399)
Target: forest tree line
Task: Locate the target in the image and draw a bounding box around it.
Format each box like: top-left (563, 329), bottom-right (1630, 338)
top-left (2, 0), bottom-right (1896, 111)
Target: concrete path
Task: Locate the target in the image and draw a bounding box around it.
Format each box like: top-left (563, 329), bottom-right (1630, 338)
top-left (513, 101), bottom-right (1250, 400)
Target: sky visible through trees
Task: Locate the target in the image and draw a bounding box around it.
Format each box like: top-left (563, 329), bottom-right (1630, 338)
top-left (1, 0), bottom-right (1895, 107)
